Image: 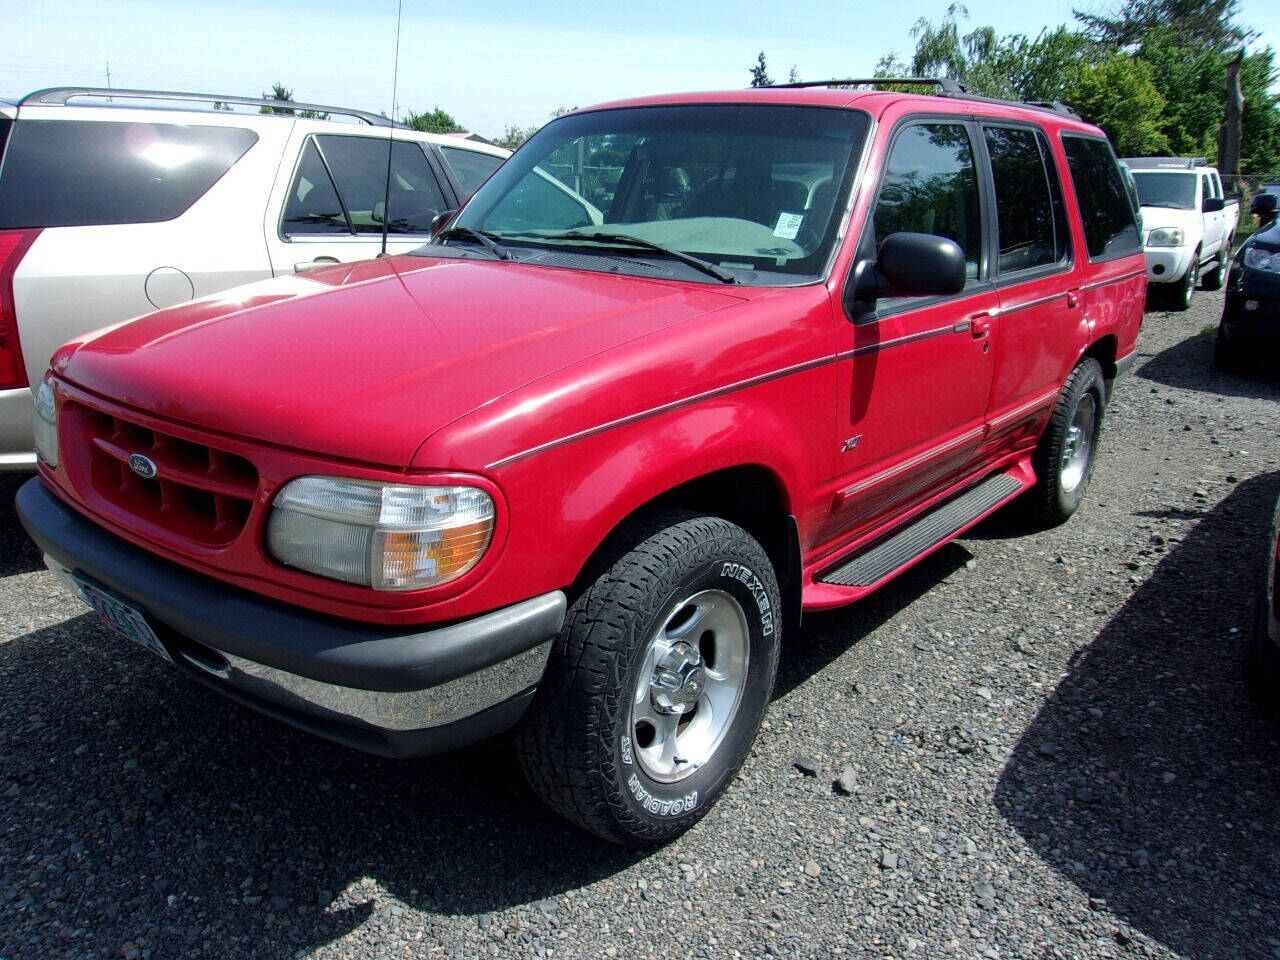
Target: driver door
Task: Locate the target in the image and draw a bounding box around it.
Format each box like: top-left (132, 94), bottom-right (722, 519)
top-left (265, 130), bottom-right (454, 275)
top-left (823, 118), bottom-right (998, 549)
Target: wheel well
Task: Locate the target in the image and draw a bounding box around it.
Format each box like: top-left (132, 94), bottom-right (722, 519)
top-left (575, 466), bottom-right (803, 637)
top-left (1083, 335), bottom-right (1118, 398)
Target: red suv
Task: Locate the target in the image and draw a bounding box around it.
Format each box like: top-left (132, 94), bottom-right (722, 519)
top-left (17, 81), bottom-right (1145, 844)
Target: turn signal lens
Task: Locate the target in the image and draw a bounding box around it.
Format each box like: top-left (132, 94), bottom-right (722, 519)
top-left (33, 374), bottom-right (58, 468)
top-left (266, 477), bottom-right (495, 591)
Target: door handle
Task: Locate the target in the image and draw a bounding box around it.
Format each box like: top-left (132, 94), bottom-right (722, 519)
top-left (294, 256), bottom-right (340, 273)
top-left (969, 313), bottom-right (992, 338)
top-left (1066, 289), bottom-right (1080, 309)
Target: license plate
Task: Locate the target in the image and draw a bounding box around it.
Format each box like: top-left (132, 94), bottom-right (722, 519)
top-left (74, 577), bottom-right (172, 663)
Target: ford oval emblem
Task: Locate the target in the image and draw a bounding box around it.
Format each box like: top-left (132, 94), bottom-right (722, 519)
top-left (127, 453), bottom-right (158, 479)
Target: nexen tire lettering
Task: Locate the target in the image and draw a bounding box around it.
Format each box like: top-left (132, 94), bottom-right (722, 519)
top-left (627, 773), bottom-right (697, 816)
top-left (720, 562), bottom-right (774, 636)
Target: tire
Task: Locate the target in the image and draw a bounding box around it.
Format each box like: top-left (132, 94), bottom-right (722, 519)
top-left (1201, 239), bottom-right (1230, 291)
top-left (1214, 324), bottom-right (1241, 372)
top-left (1173, 254), bottom-right (1199, 310)
top-left (515, 512), bottom-right (782, 845)
top-left (1029, 357), bottom-right (1106, 527)
top-left (1244, 590), bottom-right (1279, 717)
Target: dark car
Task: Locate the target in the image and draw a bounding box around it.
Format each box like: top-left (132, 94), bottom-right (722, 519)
top-left (1216, 193), bottom-right (1280, 371)
top-left (1247, 494), bottom-right (1280, 705)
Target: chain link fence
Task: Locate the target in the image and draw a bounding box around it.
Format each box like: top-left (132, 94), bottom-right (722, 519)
top-left (1221, 174), bottom-right (1280, 239)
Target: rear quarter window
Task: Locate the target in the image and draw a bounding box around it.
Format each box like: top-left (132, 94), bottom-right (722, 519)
top-left (1060, 134), bottom-right (1142, 262)
top-left (0, 120), bottom-right (258, 228)
top-left (441, 146), bottom-right (504, 195)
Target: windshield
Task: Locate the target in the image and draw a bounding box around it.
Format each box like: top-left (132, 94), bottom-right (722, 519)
top-left (1132, 171), bottom-right (1197, 210)
top-left (439, 103), bottom-right (871, 285)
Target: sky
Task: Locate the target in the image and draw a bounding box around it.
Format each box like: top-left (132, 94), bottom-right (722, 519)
top-left (5, 0), bottom-right (1280, 137)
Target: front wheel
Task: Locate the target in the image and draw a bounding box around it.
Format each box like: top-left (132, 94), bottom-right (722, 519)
top-left (1028, 357), bottom-right (1106, 527)
top-left (1173, 254), bottom-right (1200, 310)
top-left (515, 512), bottom-right (781, 845)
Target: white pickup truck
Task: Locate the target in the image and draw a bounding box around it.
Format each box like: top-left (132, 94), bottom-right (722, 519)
top-left (1123, 157), bottom-right (1240, 310)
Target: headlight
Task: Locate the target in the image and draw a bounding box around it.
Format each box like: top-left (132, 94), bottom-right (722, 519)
top-left (1146, 227), bottom-right (1185, 247)
top-left (1245, 247), bottom-right (1280, 272)
top-left (32, 375), bottom-right (58, 468)
top-left (266, 476), bottom-right (495, 591)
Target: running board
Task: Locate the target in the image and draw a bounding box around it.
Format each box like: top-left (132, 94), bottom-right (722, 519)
top-left (819, 472), bottom-right (1024, 587)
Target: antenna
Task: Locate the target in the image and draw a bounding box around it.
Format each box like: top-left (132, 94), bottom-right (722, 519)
top-left (379, 0), bottom-right (404, 257)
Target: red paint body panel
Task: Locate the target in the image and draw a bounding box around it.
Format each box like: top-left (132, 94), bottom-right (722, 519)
top-left (37, 88), bottom-right (1145, 628)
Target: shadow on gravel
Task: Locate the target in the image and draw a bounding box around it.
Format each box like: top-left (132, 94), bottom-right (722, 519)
top-left (1136, 329), bottom-right (1280, 399)
top-left (0, 473), bottom-right (42, 576)
top-left (776, 542), bottom-right (971, 699)
top-left (995, 472), bottom-right (1280, 960)
top-left (0, 612), bottom-right (643, 959)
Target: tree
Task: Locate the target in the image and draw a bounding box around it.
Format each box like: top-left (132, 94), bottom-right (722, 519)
top-left (494, 124), bottom-right (537, 150)
top-left (788, 65), bottom-right (799, 83)
top-left (1063, 54), bottom-right (1169, 155)
top-left (401, 107), bottom-right (465, 134)
top-left (259, 82), bottom-right (327, 119)
top-left (1075, 0), bottom-right (1253, 55)
top-left (750, 51), bottom-right (772, 87)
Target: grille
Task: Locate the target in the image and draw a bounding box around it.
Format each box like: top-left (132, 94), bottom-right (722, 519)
top-left (66, 401), bottom-right (258, 547)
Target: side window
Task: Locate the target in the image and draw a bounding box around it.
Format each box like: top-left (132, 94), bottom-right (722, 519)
top-left (0, 120), bottom-right (258, 229)
top-left (982, 125), bottom-right (1070, 275)
top-left (315, 136), bottom-right (448, 235)
top-left (872, 122), bottom-right (982, 281)
top-left (1211, 173), bottom-right (1223, 198)
top-left (441, 146), bottom-right (504, 196)
top-left (1060, 135), bottom-right (1142, 261)
top-left (1201, 174), bottom-right (1212, 207)
top-left (282, 140), bottom-right (348, 236)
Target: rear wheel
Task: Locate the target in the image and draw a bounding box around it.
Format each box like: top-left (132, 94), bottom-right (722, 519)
top-left (515, 512), bottom-right (781, 845)
top-left (1201, 239), bottom-right (1230, 291)
top-left (1029, 357), bottom-right (1106, 527)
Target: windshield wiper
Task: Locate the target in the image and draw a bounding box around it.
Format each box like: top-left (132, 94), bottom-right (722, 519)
top-left (503, 230), bottom-right (737, 284)
top-left (436, 227), bottom-right (512, 261)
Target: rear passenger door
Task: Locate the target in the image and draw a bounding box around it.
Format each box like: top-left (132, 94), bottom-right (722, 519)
top-left (827, 118), bottom-right (999, 544)
top-left (980, 122), bottom-right (1078, 460)
top-left (265, 131), bottom-right (455, 275)
top-left (1201, 172), bottom-right (1225, 256)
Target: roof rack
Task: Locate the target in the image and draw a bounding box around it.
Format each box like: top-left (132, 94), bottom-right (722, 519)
top-left (768, 77), bottom-right (967, 94)
top-left (18, 87), bottom-right (396, 127)
top-left (1120, 156), bottom-right (1207, 170)
top-left (763, 77), bottom-right (1082, 120)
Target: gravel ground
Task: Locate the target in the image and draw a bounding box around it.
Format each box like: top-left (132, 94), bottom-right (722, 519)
top-left (2, 287), bottom-right (1278, 960)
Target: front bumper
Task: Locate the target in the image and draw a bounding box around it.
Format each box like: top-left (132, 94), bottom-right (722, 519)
top-left (1221, 283), bottom-right (1280, 355)
top-left (1143, 247), bottom-right (1195, 284)
top-left (16, 477), bottom-right (565, 757)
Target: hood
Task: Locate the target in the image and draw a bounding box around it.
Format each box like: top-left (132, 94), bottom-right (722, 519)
top-left (54, 255), bottom-right (748, 467)
top-left (1138, 205), bottom-right (1198, 234)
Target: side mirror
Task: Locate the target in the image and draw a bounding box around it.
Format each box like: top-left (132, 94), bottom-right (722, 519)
top-left (1203, 196), bottom-right (1225, 213)
top-left (847, 232), bottom-right (967, 315)
top-left (1251, 193), bottom-right (1278, 218)
top-left (430, 208), bottom-right (457, 237)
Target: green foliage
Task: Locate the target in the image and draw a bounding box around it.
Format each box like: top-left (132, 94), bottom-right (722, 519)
top-left (1063, 54), bottom-right (1170, 155)
top-left (402, 107), bottom-right (465, 134)
top-left (494, 124), bottom-right (537, 150)
top-left (1075, 0), bottom-right (1253, 55)
top-left (876, 4), bottom-right (1280, 174)
top-left (750, 51), bottom-right (772, 87)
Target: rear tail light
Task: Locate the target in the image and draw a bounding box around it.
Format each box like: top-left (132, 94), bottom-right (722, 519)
top-left (0, 229), bottom-right (39, 391)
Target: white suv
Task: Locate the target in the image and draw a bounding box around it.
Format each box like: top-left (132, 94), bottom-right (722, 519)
top-left (0, 88), bottom-right (509, 470)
